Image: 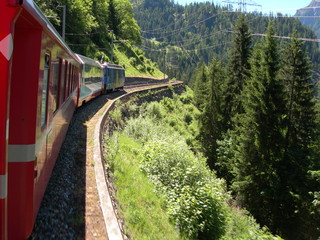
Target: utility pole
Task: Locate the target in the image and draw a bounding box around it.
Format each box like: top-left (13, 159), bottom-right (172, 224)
top-left (58, 5), bottom-right (66, 40)
top-left (111, 31), bottom-right (114, 63)
top-left (107, 30), bottom-right (114, 63)
top-left (163, 49), bottom-right (166, 80)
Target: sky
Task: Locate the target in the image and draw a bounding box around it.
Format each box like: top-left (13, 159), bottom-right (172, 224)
top-left (174, 0), bottom-right (312, 16)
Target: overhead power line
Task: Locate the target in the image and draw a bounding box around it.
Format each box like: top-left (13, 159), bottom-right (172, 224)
top-left (141, 12), bottom-right (223, 35)
top-left (227, 30), bottom-right (320, 42)
top-left (142, 29), bottom-right (229, 45)
top-left (252, 33), bottom-right (320, 42)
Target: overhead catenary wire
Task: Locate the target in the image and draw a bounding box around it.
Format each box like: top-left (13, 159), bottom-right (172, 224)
top-left (141, 29), bottom-right (229, 45)
top-left (140, 11), bottom-right (269, 49)
top-left (141, 3), bottom-right (320, 39)
top-left (139, 4), bottom-right (229, 34)
top-left (141, 12), bottom-right (224, 36)
top-left (224, 6), bottom-right (320, 15)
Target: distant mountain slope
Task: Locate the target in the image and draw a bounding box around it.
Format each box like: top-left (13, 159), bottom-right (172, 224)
top-left (132, 0), bottom-right (320, 82)
top-left (296, 0), bottom-right (320, 38)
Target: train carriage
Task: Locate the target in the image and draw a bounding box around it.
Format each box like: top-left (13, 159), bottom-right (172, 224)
top-left (103, 63), bottom-right (125, 92)
top-left (0, 1), bottom-right (81, 239)
top-left (75, 53), bottom-right (104, 106)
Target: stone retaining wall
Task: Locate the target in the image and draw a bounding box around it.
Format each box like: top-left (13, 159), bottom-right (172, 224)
top-left (125, 76), bottom-right (170, 86)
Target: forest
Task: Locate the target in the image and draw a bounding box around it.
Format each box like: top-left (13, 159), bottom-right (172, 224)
top-left (132, 1), bottom-right (319, 238)
top-left (132, 0), bottom-right (320, 84)
top-left (192, 15), bottom-right (320, 239)
top-left (35, 0), bottom-right (140, 59)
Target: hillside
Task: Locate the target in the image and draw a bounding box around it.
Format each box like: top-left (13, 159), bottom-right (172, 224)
top-left (296, 0), bottom-right (320, 38)
top-left (34, 0), bottom-right (164, 78)
top-left (131, 0), bottom-right (320, 83)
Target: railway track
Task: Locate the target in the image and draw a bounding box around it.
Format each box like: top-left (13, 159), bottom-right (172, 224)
top-left (29, 81), bottom-right (183, 240)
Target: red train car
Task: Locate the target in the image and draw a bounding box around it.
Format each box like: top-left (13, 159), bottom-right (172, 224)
top-left (0, 1), bottom-right (81, 239)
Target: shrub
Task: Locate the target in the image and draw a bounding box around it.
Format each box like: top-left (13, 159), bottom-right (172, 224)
top-left (129, 57), bottom-right (137, 66)
top-left (184, 112), bottom-right (193, 125)
top-left (146, 66), bottom-right (154, 73)
top-left (139, 55), bottom-right (145, 62)
top-left (144, 101), bottom-right (165, 120)
top-left (179, 86), bottom-right (194, 104)
top-left (136, 64), bottom-right (146, 72)
top-left (141, 139), bottom-right (227, 239)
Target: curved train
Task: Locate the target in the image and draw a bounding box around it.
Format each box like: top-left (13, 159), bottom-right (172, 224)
top-left (0, 1), bottom-right (125, 239)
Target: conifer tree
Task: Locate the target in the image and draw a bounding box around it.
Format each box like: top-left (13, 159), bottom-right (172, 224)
top-left (224, 14), bottom-right (252, 128)
top-left (108, 0), bottom-right (121, 37)
top-left (193, 64), bottom-right (209, 110)
top-left (231, 21), bottom-right (286, 231)
top-left (276, 34), bottom-right (319, 238)
top-left (199, 59), bottom-right (226, 169)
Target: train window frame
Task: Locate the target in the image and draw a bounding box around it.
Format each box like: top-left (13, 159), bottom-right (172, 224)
top-left (68, 63), bottom-right (72, 95)
top-left (51, 57), bottom-right (61, 114)
top-left (64, 61), bottom-right (69, 101)
top-left (41, 51), bottom-right (51, 129)
top-left (59, 59), bottom-right (66, 105)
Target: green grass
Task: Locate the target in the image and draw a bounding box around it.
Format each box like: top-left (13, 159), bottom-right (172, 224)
top-left (105, 133), bottom-right (182, 240)
top-left (114, 45), bottom-right (164, 78)
top-left (104, 90), bottom-right (283, 240)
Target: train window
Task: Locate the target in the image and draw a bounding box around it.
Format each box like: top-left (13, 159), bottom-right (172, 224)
top-left (64, 61), bottom-right (69, 100)
top-left (59, 60), bottom-right (66, 104)
top-left (71, 65), bottom-right (75, 91)
top-left (41, 52), bottom-right (50, 128)
top-left (68, 64), bottom-right (72, 94)
top-left (51, 58), bottom-right (61, 113)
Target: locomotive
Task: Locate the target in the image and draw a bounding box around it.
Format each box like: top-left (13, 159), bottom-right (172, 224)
top-left (0, 1), bottom-right (124, 239)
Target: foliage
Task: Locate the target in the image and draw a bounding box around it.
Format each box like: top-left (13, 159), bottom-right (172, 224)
top-left (105, 133), bottom-right (182, 240)
top-left (198, 58), bottom-right (226, 169)
top-left (224, 14), bottom-right (252, 127)
top-left (34, 0), bottom-right (148, 75)
top-left (230, 20), bottom-right (287, 235)
top-left (193, 64), bottom-right (209, 110)
top-left (105, 91), bottom-right (282, 239)
top-left (140, 139), bottom-right (227, 239)
top-left (222, 211), bottom-right (283, 240)
top-left (132, 0), bottom-right (320, 82)
top-left (191, 18), bottom-right (320, 239)
top-left (276, 33), bottom-right (320, 239)
top-left (115, 44), bottom-right (164, 77)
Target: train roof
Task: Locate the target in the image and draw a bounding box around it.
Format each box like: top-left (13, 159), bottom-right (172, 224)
top-left (103, 63), bottom-right (125, 70)
top-left (75, 54), bottom-right (102, 68)
top-left (20, 0), bottom-right (79, 63)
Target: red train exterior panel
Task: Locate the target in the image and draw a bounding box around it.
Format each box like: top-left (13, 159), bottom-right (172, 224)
top-left (1, 1), bottom-right (124, 239)
top-left (1, 1), bottom-right (81, 239)
top-left (7, 8), bottom-right (42, 240)
top-left (0, 2), bottom-right (21, 240)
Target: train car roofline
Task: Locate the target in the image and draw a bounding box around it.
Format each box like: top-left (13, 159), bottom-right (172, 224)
top-left (21, 0), bottom-right (78, 62)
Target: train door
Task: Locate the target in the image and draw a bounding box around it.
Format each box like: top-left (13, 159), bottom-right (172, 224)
top-left (103, 67), bottom-right (108, 93)
top-left (0, 3), bottom-right (21, 240)
top-left (7, 13), bottom-right (43, 240)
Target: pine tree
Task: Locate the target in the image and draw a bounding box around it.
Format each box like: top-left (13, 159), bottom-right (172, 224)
top-left (224, 14), bottom-right (252, 128)
top-left (193, 64), bottom-right (209, 110)
top-left (108, 0), bottom-right (121, 37)
top-left (231, 21), bottom-right (286, 231)
top-left (276, 34), bottom-right (319, 239)
top-left (198, 59), bottom-right (226, 169)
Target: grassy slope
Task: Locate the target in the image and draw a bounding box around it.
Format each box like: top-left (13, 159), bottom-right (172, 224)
top-left (105, 133), bottom-right (182, 240)
top-left (114, 44), bottom-right (165, 78)
top-left (105, 89), bottom-right (283, 240)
